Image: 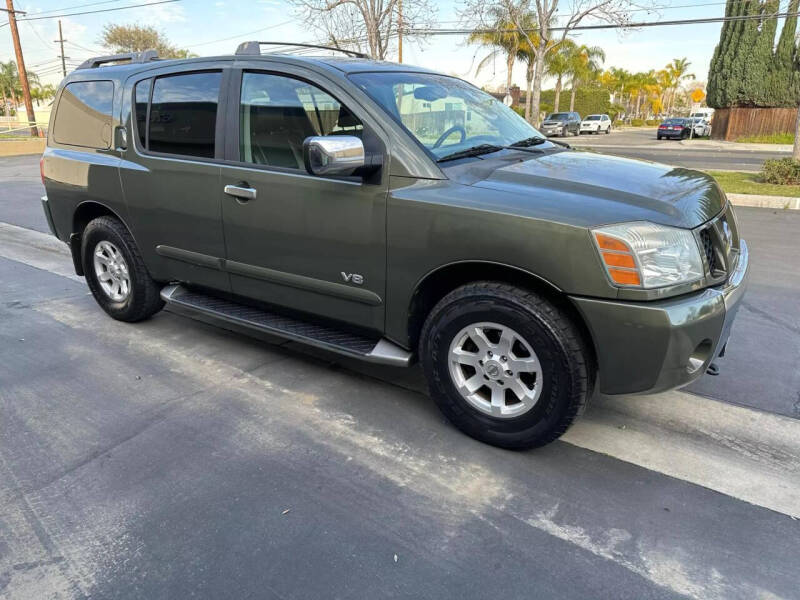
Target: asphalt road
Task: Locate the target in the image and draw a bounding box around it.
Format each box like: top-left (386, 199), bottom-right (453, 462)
top-left (2, 154), bottom-right (800, 599)
top-left (568, 127), bottom-right (790, 171)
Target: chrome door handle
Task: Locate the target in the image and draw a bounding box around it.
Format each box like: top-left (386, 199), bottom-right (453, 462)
top-left (224, 184), bottom-right (257, 201)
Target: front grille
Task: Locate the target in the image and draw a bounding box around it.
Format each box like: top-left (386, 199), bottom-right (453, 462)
top-left (700, 228), bottom-right (717, 273)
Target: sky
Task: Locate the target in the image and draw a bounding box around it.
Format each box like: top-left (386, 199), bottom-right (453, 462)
top-left (0, 0), bottom-right (792, 89)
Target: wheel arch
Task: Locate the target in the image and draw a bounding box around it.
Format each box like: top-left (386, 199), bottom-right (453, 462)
top-left (407, 261), bottom-right (597, 374)
top-left (69, 201), bottom-right (133, 276)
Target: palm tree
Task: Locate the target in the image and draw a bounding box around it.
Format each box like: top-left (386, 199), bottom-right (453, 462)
top-left (0, 61), bottom-right (19, 116)
top-left (544, 39), bottom-right (576, 114)
top-left (666, 58), bottom-right (694, 115)
top-left (469, 17), bottom-right (525, 100)
top-left (565, 44), bottom-right (605, 112)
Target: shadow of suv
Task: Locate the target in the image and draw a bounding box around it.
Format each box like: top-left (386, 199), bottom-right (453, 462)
top-left (39, 43), bottom-right (749, 449)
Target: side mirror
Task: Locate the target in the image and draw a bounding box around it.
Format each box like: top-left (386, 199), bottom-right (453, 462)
top-left (303, 135), bottom-right (365, 177)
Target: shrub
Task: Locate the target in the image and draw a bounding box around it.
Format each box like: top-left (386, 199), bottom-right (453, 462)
top-left (510, 105), bottom-right (526, 117)
top-left (645, 119), bottom-right (661, 126)
top-left (539, 87), bottom-right (611, 119)
top-left (631, 118), bottom-right (646, 127)
top-left (760, 158), bottom-right (800, 185)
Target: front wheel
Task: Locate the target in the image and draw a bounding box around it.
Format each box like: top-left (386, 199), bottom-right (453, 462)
top-left (419, 282), bottom-right (592, 449)
top-left (82, 216), bottom-right (164, 322)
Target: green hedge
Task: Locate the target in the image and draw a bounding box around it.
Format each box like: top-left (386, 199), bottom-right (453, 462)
top-left (761, 158), bottom-right (800, 185)
top-left (645, 119), bottom-right (661, 126)
top-left (631, 119), bottom-right (646, 126)
top-left (539, 88), bottom-right (612, 120)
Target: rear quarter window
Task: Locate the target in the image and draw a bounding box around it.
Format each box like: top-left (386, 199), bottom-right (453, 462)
top-left (53, 80), bottom-right (114, 149)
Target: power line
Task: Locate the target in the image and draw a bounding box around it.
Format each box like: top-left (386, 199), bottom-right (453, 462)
top-left (407, 10), bottom-right (800, 35)
top-left (3, 0), bottom-right (182, 23)
top-left (26, 0), bottom-right (129, 18)
top-left (186, 19), bottom-right (295, 49)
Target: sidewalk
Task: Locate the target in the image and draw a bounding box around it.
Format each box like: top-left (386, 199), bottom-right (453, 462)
top-left (679, 138), bottom-right (793, 153)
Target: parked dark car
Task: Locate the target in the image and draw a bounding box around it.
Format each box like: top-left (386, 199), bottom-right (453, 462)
top-left (657, 118), bottom-right (692, 140)
top-left (540, 112), bottom-right (581, 137)
top-left (39, 43), bottom-right (748, 449)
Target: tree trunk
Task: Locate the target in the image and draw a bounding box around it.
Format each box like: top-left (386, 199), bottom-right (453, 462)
top-left (569, 84), bottom-right (577, 112)
top-left (530, 44), bottom-right (547, 127)
top-left (553, 75), bottom-right (562, 113)
top-left (506, 50), bottom-right (515, 96)
top-left (794, 105), bottom-right (800, 161)
top-left (524, 62), bottom-right (534, 122)
top-left (634, 93), bottom-right (642, 119)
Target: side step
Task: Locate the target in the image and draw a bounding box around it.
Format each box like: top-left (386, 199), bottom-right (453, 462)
top-left (160, 285), bottom-right (413, 367)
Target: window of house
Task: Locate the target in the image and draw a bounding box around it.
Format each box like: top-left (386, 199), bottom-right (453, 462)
top-left (147, 71), bottom-right (221, 158)
top-left (53, 80), bottom-right (114, 149)
top-left (239, 72), bottom-right (363, 169)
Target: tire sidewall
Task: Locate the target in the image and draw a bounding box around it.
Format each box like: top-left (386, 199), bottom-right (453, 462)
top-left (422, 292), bottom-right (580, 448)
top-left (82, 219), bottom-right (143, 320)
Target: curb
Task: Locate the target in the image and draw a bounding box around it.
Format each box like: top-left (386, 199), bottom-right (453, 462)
top-left (679, 140), bottom-right (792, 153)
top-left (728, 193), bottom-right (800, 210)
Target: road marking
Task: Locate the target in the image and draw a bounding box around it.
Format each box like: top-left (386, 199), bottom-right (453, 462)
top-left (3, 220), bottom-right (800, 520)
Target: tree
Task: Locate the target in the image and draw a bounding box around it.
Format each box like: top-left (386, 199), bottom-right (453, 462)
top-left (0, 60), bottom-right (41, 115)
top-left (545, 38), bottom-right (576, 113)
top-left (468, 16), bottom-right (525, 101)
top-left (100, 24), bottom-right (193, 59)
top-left (707, 0), bottom-right (799, 108)
top-left (565, 44), bottom-right (604, 112)
top-left (463, 0), bottom-right (648, 125)
top-left (665, 58), bottom-right (694, 114)
top-left (289, 0), bottom-right (434, 60)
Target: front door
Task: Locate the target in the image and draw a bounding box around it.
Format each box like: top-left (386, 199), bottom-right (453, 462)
top-left (219, 68), bottom-right (387, 333)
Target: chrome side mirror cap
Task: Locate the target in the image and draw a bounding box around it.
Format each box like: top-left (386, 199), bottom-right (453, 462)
top-left (303, 135), bottom-right (365, 177)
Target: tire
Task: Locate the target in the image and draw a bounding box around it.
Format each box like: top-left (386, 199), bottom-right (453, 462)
top-left (605, 126), bottom-right (610, 134)
top-left (657, 135), bottom-right (662, 140)
top-left (419, 282), bottom-right (592, 450)
top-left (561, 126), bottom-right (567, 137)
top-left (82, 215), bottom-right (164, 322)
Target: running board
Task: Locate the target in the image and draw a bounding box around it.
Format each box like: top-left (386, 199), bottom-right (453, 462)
top-left (160, 285), bottom-right (413, 367)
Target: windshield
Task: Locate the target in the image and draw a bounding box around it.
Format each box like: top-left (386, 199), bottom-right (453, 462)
top-left (349, 72), bottom-right (543, 161)
top-left (585, 115), bottom-right (601, 121)
top-left (547, 113), bottom-right (570, 121)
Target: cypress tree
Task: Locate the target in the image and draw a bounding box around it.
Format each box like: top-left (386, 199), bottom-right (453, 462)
top-left (707, 0), bottom-right (800, 108)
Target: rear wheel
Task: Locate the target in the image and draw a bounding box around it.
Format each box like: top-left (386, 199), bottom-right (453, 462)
top-left (420, 282), bottom-right (592, 449)
top-left (605, 125), bottom-right (611, 134)
top-left (82, 216), bottom-right (164, 322)
top-left (657, 135), bottom-right (662, 140)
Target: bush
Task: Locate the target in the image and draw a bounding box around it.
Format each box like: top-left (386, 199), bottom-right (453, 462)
top-left (539, 87), bottom-right (611, 119)
top-left (510, 105), bottom-right (526, 117)
top-left (761, 158), bottom-right (800, 185)
top-left (631, 118), bottom-right (646, 127)
top-left (645, 119), bottom-right (660, 126)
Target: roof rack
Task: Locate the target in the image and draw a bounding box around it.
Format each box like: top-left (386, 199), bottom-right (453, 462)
top-left (76, 50), bottom-right (159, 70)
top-left (235, 41), bottom-right (369, 59)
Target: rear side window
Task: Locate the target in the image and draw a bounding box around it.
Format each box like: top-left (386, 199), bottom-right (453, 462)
top-left (134, 79), bottom-right (150, 149)
top-left (147, 71), bottom-right (221, 158)
top-left (53, 80), bottom-right (114, 149)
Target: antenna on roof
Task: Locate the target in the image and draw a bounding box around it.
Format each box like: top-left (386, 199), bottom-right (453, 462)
top-left (235, 41), bottom-right (368, 59)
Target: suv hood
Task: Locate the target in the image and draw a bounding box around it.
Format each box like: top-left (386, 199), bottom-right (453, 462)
top-left (469, 150), bottom-right (725, 229)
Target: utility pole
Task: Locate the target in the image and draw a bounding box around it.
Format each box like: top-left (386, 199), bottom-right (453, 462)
top-left (397, 0), bottom-right (403, 63)
top-left (2, 0), bottom-right (38, 137)
top-left (55, 19), bottom-right (67, 79)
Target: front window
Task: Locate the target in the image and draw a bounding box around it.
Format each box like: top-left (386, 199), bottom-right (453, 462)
top-left (547, 113), bottom-right (570, 121)
top-left (585, 115), bottom-right (601, 121)
top-left (349, 72), bottom-right (541, 161)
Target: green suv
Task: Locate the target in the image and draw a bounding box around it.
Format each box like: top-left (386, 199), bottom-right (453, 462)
top-left (40, 43), bottom-right (749, 449)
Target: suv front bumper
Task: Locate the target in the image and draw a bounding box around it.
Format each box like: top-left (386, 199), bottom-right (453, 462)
top-left (570, 240), bottom-right (749, 395)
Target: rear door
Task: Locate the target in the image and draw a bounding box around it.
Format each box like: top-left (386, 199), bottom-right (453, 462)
top-left (218, 64), bottom-right (388, 333)
top-left (120, 65), bottom-right (231, 291)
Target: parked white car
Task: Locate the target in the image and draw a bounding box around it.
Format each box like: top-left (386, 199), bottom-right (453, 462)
top-left (579, 114), bottom-right (612, 134)
top-left (689, 117), bottom-right (712, 138)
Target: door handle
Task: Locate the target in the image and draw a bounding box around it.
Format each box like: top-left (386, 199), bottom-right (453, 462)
top-left (224, 184), bottom-right (257, 201)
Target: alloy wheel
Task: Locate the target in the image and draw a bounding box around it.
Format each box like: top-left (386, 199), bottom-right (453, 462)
top-left (448, 322), bottom-right (544, 419)
top-left (93, 240), bottom-right (131, 301)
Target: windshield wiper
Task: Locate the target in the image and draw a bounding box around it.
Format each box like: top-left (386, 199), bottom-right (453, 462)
top-left (509, 136), bottom-right (548, 148)
top-left (436, 144), bottom-right (504, 163)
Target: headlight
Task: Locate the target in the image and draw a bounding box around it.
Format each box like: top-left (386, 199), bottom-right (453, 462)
top-left (591, 222), bottom-right (704, 288)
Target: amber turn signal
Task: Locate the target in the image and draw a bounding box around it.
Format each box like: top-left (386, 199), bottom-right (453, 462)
top-left (593, 232), bottom-right (642, 287)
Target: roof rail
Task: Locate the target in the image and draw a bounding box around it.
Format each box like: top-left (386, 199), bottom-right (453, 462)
top-left (235, 41), bottom-right (369, 59)
top-left (76, 50), bottom-right (159, 70)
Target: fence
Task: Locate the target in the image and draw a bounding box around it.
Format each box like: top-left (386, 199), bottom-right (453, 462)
top-left (711, 107), bottom-right (797, 141)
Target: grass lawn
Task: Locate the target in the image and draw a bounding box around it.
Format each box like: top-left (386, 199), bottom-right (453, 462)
top-left (735, 133), bottom-right (795, 144)
top-left (706, 170), bottom-right (800, 198)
